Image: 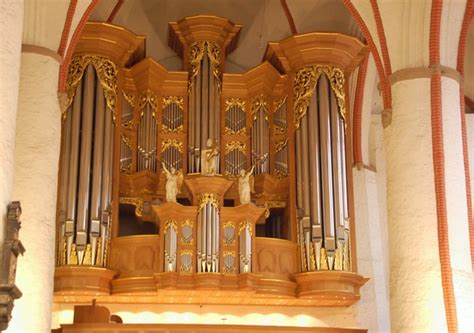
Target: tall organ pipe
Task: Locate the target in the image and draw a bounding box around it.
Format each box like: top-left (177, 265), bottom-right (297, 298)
top-left (202, 56), bottom-right (209, 146)
top-left (90, 82), bottom-right (105, 221)
top-left (301, 113), bottom-right (311, 217)
top-left (76, 65), bottom-right (95, 248)
top-left (101, 91), bottom-right (113, 213)
top-left (308, 91), bottom-right (322, 239)
top-left (295, 129), bottom-right (303, 210)
top-left (318, 75), bottom-right (336, 252)
top-left (66, 79), bottom-right (83, 223)
top-left (195, 71), bottom-right (202, 171)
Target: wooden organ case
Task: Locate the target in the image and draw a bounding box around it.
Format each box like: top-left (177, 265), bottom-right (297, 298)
top-left (54, 17), bottom-right (369, 308)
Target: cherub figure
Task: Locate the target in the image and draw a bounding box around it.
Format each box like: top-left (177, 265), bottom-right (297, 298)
top-left (162, 162), bottom-right (183, 202)
top-left (238, 165), bottom-right (255, 205)
top-left (201, 138), bottom-right (219, 176)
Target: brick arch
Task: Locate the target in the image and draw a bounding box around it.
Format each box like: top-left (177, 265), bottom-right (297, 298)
top-left (340, 0), bottom-right (391, 167)
top-left (57, 0), bottom-right (100, 93)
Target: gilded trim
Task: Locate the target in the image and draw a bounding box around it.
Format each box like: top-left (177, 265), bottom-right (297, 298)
top-left (65, 55), bottom-right (118, 121)
top-left (293, 65), bottom-right (346, 129)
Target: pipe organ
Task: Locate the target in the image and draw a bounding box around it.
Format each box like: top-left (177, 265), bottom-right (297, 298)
top-left (54, 17), bottom-right (369, 307)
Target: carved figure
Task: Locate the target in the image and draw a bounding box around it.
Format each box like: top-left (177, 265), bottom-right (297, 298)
top-left (238, 165), bottom-right (255, 204)
top-left (162, 162), bottom-right (183, 202)
top-left (201, 138), bottom-right (219, 176)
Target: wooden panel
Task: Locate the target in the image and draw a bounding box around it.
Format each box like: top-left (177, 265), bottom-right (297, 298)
top-left (58, 323), bottom-right (367, 333)
top-left (109, 235), bottom-right (160, 278)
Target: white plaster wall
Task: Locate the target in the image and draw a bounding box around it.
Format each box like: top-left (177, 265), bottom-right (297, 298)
top-left (385, 78), bottom-right (447, 332)
top-left (378, 0), bottom-right (431, 71)
top-left (361, 55), bottom-right (379, 166)
top-left (353, 113), bottom-right (390, 333)
top-left (7, 53), bottom-right (61, 333)
top-left (439, 0), bottom-right (466, 69)
top-left (52, 303), bottom-right (358, 329)
top-left (22, 0), bottom-right (69, 51)
top-left (0, 0), bottom-right (23, 245)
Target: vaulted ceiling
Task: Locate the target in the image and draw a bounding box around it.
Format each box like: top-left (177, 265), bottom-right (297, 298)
top-left (89, 0), bottom-right (363, 73)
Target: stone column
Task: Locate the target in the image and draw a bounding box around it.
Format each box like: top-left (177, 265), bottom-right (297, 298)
top-left (0, 0), bottom-right (24, 245)
top-left (384, 72), bottom-right (473, 332)
top-left (384, 77), bottom-right (448, 332)
top-left (6, 52), bottom-right (62, 332)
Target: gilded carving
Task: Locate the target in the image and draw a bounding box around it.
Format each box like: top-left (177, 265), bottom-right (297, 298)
top-left (293, 65), bottom-right (346, 129)
top-left (188, 41), bottom-right (222, 93)
top-left (164, 219), bottom-right (178, 233)
top-left (206, 41), bottom-right (223, 93)
top-left (119, 197), bottom-right (143, 217)
top-left (139, 90), bottom-right (158, 117)
top-left (263, 201), bottom-right (286, 218)
top-left (198, 193), bottom-right (220, 210)
top-left (274, 139), bottom-right (288, 153)
top-left (251, 94), bottom-right (268, 122)
top-left (187, 41), bottom-right (206, 91)
top-left (225, 98), bottom-right (246, 112)
top-left (274, 96), bottom-right (287, 113)
top-left (239, 221), bottom-right (253, 236)
top-left (123, 90), bottom-right (135, 107)
top-left (163, 95), bottom-right (184, 109)
top-left (320, 247), bottom-right (329, 270)
top-left (65, 55), bottom-right (118, 121)
top-left (122, 91), bottom-right (135, 129)
top-left (224, 141), bottom-right (246, 154)
top-left (161, 139), bottom-right (184, 153)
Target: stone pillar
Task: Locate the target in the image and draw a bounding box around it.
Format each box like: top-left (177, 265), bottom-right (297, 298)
top-left (7, 52), bottom-right (62, 332)
top-left (0, 0), bottom-right (24, 245)
top-left (384, 78), bottom-right (448, 331)
top-left (384, 73), bottom-right (473, 332)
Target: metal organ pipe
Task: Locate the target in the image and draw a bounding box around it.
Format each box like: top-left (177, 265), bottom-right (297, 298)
top-left (76, 65), bottom-right (95, 260)
top-left (301, 114), bottom-right (311, 217)
top-left (202, 56), bottom-right (209, 147)
top-left (318, 75), bottom-right (336, 260)
top-left (195, 69), bottom-right (202, 172)
top-left (308, 91), bottom-right (322, 239)
top-left (90, 83), bottom-right (105, 222)
top-left (66, 78), bottom-right (82, 224)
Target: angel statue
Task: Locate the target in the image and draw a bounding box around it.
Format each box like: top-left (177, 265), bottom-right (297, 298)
top-left (238, 165), bottom-right (255, 205)
top-left (162, 162), bottom-right (183, 202)
top-left (201, 138), bottom-right (219, 176)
